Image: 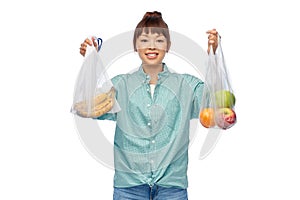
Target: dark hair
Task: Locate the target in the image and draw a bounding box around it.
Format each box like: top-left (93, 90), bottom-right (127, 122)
top-left (133, 11), bottom-right (171, 51)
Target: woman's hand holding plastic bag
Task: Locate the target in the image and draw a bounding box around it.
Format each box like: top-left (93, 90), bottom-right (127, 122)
top-left (71, 37), bottom-right (121, 118)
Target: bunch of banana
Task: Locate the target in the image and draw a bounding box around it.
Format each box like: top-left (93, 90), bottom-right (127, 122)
top-left (74, 87), bottom-right (115, 118)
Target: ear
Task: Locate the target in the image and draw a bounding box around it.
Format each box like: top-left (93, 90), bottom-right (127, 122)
top-left (166, 41), bottom-right (171, 52)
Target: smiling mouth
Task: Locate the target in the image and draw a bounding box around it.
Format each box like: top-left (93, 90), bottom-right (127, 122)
top-left (145, 53), bottom-right (159, 59)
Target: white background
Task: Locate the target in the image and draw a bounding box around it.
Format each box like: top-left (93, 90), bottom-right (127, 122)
top-left (1, 0), bottom-right (300, 199)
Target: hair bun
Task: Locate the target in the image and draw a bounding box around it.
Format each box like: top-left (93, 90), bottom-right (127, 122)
top-left (143, 11), bottom-right (162, 19)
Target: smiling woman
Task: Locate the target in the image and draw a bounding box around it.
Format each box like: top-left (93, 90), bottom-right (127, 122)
top-left (132, 12), bottom-right (172, 83)
top-left (135, 31), bottom-right (168, 70)
top-left (76, 10), bottom-right (220, 200)
top-left (133, 11), bottom-right (171, 52)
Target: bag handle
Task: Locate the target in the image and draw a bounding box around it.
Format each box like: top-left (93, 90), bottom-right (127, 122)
top-left (84, 37), bottom-right (103, 58)
top-left (96, 37), bottom-right (103, 51)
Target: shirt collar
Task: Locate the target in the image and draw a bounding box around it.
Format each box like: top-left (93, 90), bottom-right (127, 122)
top-left (137, 63), bottom-right (170, 84)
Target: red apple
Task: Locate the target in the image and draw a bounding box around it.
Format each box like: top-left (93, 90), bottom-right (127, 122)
top-left (216, 108), bottom-right (236, 130)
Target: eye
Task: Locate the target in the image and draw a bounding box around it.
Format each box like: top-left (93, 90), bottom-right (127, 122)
top-left (157, 39), bottom-right (165, 43)
top-left (140, 39), bottom-right (148, 43)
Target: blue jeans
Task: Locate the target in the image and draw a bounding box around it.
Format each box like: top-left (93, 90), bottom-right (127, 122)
top-left (113, 184), bottom-right (188, 200)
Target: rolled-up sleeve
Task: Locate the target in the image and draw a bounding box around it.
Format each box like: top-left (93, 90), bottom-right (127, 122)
top-left (182, 74), bottom-right (205, 119)
top-left (95, 75), bottom-right (123, 121)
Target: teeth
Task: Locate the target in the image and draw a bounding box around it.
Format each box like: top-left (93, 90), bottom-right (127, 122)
top-left (147, 53), bottom-right (157, 58)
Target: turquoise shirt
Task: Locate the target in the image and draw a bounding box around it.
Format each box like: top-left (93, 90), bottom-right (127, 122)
top-left (97, 63), bottom-right (204, 189)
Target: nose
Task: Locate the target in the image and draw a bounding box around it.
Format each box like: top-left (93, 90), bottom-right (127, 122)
top-left (148, 46), bottom-right (156, 50)
top-left (149, 40), bottom-right (156, 49)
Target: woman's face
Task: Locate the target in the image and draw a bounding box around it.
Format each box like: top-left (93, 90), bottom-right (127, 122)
top-left (136, 32), bottom-right (168, 65)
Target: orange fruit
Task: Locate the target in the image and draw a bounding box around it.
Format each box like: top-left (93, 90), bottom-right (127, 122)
top-left (199, 108), bottom-right (215, 128)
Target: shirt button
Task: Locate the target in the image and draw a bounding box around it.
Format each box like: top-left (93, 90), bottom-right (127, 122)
top-left (150, 160), bottom-right (154, 163)
top-left (147, 122), bottom-right (151, 126)
top-left (147, 104), bottom-right (151, 107)
top-left (151, 140), bottom-right (155, 144)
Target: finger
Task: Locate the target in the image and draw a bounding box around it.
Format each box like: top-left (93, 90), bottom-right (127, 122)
top-left (209, 37), bottom-right (219, 44)
top-left (206, 28), bottom-right (216, 33)
top-left (79, 46), bottom-right (86, 51)
top-left (92, 37), bottom-right (98, 50)
top-left (206, 29), bottom-right (218, 35)
top-left (84, 38), bottom-right (93, 46)
top-left (91, 36), bottom-right (97, 44)
top-left (208, 40), bottom-right (215, 45)
top-left (79, 47), bottom-right (86, 56)
top-left (208, 34), bottom-right (217, 40)
top-left (80, 44), bottom-right (86, 51)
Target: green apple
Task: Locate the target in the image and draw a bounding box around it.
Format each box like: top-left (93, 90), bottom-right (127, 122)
top-left (215, 90), bottom-right (235, 108)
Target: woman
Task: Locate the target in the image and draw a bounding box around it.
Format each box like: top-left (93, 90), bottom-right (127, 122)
top-left (79, 11), bottom-right (219, 200)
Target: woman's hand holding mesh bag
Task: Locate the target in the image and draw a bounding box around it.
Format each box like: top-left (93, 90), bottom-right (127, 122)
top-left (71, 37), bottom-right (121, 118)
top-left (200, 33), bottom-right (237, 130)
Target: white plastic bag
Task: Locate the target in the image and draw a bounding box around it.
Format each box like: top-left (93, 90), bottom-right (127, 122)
top-left (71, 37), bottom-right (121, 118)
top-left (200, 36), bottom-right (236, 129)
